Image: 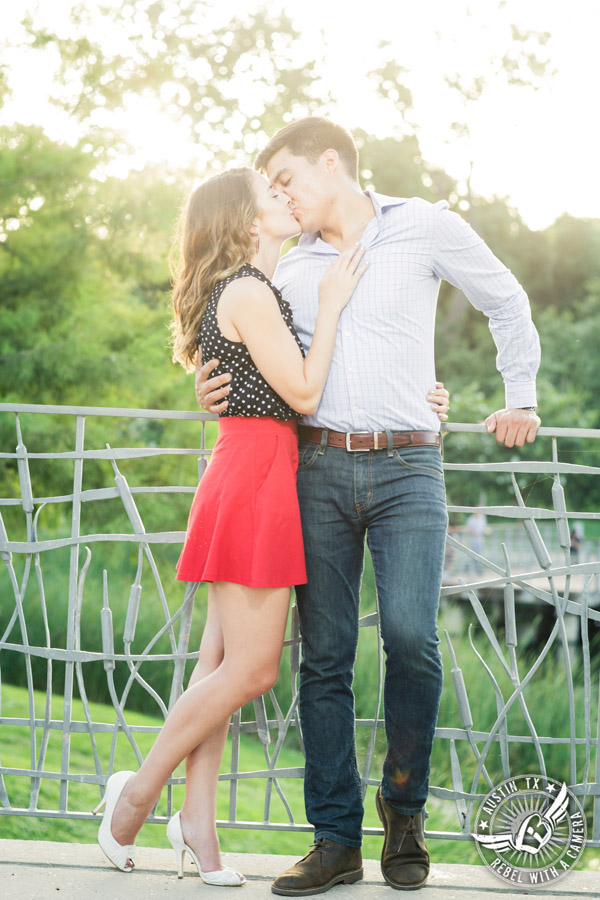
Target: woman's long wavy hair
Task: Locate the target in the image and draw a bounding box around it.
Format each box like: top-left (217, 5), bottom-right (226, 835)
top-left (170, 167), bottom-right (257, 371)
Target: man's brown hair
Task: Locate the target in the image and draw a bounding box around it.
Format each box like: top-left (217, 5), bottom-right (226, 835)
top-left (254, 117), bottom-right (359, 181)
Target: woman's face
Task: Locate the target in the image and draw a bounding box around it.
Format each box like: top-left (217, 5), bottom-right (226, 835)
top-left (252, 172), bottom-right (300, 241)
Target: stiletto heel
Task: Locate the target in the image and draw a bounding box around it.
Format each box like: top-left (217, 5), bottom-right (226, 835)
top-left (166, 811), bottom-right (246, 886)
top-left (92, 797), bottom-right (106, 816)
top-left (94, 770), bottom-right (137, 872)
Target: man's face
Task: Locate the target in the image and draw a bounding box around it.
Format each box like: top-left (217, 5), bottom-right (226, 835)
top-left (265, 148), bottom-right (335, 234)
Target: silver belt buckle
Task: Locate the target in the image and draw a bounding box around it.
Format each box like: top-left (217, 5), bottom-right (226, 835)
top-left (345, 431), bottom-right (371, 452)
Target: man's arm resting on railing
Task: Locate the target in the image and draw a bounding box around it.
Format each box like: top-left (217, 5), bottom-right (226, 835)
top-left (430, 204), bottom-right (541, 449)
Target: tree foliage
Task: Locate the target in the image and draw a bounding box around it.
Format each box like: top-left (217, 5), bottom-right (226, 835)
top-left (0, 125), bottom-right (183, 409)
top-left (440, 4), bottom-right (554, 209)
top-left (22, 2), bottom-right (331, 166)
top-left (1, 0), bottom-right (599, 514)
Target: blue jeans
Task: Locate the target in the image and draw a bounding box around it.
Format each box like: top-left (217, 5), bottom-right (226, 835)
top-left (295, 439), bottom-right (448, 847)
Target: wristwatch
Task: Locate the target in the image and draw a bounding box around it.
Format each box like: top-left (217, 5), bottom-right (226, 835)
top-left (519, 407), bottom-right (537, 412)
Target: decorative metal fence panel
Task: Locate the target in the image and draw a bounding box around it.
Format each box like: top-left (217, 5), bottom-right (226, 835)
top-left (0, 403), bottom-right (598, 847)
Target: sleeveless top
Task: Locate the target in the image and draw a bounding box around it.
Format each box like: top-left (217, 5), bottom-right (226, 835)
top-left (198, 263), bottom-right (306, 419)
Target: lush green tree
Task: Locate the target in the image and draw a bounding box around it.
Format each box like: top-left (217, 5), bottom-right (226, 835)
top-left (536, 278), bottom-right (600, 424)
top-left (356, 131), bottom-right (457, 202)
top-left (0, 125), bottom-right (182, 409)
top-left (541, 216), bottom-right (600, 308)
top-left (0, 126), bottom-right (99, 400)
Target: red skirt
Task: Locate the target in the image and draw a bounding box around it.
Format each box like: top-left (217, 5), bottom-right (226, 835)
top-left (176, 417), bottom-right (307, 588)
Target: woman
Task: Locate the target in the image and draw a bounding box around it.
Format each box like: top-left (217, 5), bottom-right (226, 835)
top-left (94, 167), bottom-right (449, 884)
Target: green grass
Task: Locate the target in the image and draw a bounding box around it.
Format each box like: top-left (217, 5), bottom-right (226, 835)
top-left (0, 682), bottom-right (309, 855)
top-left (0, 683), bottom-right (598, 872)
top-left (1, 543), bottom-right (598, 870)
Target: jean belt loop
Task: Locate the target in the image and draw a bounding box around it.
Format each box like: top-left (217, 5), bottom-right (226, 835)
top-left (318, 429), bottom-right (328, 455)
top-left (440, 429), bottom-right (445, 461)
top-left (385, 429), bottom-right (394, 457)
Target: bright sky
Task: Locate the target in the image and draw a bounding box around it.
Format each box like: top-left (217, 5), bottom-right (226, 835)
top-left (3, 0), bottom-right (599, 230)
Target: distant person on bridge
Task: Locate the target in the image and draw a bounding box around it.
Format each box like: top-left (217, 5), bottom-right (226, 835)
top-left (570, 523), bottom-right (583, 561)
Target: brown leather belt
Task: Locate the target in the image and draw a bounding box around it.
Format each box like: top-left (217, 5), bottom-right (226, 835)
top-left (298, 426), bottom-right (441, 452)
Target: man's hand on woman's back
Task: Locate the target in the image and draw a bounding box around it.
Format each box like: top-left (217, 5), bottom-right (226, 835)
top-left (195, 349), bottom-right (231, 413)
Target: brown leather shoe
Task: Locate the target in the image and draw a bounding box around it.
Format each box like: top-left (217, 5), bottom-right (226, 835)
top-left (271, 837), bottom-right (363, 896)
top-left (376, 787), bottom-right (429, 890)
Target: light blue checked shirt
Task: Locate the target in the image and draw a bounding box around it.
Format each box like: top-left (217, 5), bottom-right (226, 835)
top-left (273, 192), bottom-right (540, 433)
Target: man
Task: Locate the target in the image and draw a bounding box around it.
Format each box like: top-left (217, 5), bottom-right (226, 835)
top-left (196, 118), bottom-right (540, 893)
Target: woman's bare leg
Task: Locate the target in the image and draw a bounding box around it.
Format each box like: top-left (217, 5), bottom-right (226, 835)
top-left (111, 582), bottom-right (291, 848)
top-left (180, 591), bottom-right (230, 872)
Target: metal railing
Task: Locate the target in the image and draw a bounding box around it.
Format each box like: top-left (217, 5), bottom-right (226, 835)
top-left (0, 403), bottom-right (598, 847)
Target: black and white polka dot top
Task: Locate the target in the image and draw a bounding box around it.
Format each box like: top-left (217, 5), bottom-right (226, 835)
top-left (199, 263), bottom-right (305, 419)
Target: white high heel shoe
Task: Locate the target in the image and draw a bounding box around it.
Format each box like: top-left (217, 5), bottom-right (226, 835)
top-left (166, 810), bottom-right (246, 886)
top-left (93, 770), bottom-right (137, 872)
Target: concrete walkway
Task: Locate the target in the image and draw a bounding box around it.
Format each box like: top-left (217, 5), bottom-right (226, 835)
top-left (1, 841), bottom-right (598, 900)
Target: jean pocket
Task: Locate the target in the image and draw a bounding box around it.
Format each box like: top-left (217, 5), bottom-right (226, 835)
top-left (297, 441), bottom-right (321, 472)
top-left (393, 447), bottom-right (443, 477)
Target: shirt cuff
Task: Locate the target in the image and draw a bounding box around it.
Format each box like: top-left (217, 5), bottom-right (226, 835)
top-left (505, 382), bottom-right (537, 409)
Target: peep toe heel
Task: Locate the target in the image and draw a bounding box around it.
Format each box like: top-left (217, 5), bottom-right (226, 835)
top-left (93, 770), bottom-right (137, 872)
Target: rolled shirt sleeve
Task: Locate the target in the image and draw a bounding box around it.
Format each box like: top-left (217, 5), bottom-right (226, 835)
top-left (431, 201), bottom-right (540, 409)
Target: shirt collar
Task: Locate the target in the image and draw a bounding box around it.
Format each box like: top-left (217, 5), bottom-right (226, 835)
top-left (298, 190), bottom-right (409, 249)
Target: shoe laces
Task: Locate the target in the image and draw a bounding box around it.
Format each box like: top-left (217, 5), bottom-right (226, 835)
top-left (312, 837), bottom-right (327, 849)
top-left (395, 815), bottom-right (419, 846)
top-left (404, 816), bottom-right (417, 834)
top-left (309, 837), bottom-right (329, 856)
